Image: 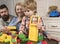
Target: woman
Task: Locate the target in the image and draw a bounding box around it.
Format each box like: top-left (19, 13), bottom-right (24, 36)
top-left (10, 3), bottom-right (25, 31)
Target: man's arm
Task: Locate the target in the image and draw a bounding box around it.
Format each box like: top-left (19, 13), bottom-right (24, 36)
top-left (0, 19), bottom-right (3, 31)
top-left (0, 19), bottom-right (7, 32)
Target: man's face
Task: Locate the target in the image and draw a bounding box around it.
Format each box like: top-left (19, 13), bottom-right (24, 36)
top-left (0, 8), bottom-right (9, 21)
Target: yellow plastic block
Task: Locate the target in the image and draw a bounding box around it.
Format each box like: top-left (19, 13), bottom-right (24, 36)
top-left (4, 35), bottom-right (11, 42)
top-left (7, 26), bottom-right (16, 29)
top-left (0, 34), bottom-right (7, 42)
top-left (29, 15), bottom-right (41, 42)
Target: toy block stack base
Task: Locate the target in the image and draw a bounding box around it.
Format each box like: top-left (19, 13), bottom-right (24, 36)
top-left (42, 40), bottom-right (48, 44)
top-left (0, 42), bottom-right (4, 44)
top-left (38, 42), bottom-right (42, 44)
top-left (27, 41), bottom-right (37, 44)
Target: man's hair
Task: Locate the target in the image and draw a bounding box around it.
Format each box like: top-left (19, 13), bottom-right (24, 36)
top-left (0, 4), bottom-right (8, 10)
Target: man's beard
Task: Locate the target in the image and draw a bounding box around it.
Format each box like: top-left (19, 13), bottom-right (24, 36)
top-left (1, 15), bottom-right (9, 21)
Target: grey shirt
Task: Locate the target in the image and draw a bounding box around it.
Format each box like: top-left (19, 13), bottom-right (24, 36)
top-left (0, 15), bottom-right (20, 31)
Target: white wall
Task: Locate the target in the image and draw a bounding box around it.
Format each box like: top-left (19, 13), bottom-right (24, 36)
top-left (0, 0), bottom-right (24, 16)
top-left (13, 0), bottom-right (24, 16)
top-left (37, 0), bottom-right (60, 17)
top-left (0, 0), bottom-right (2, 5)
top-left (0, 0), bottom-right (14, 16)
top-left (0, 0), bottom-right (60, 17)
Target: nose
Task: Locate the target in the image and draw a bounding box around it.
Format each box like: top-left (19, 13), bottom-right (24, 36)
top-left (18, 9), bottom-right (22, 13)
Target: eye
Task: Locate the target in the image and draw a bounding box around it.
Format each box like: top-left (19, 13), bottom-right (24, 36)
top-left (16, 8), bottom-right (22, 11)
top-left (24, 10), bottom-right (29, 12)
top-left (0, 11), bottom-right (3, 13)
top-left (27, 10), bottom-right (29, 12)
top-left (4, 11), bottom-right (7, 13)
top-left (20, 8), bottom-right (22, 10)
top-left (16, 9), bottom-right (19, 11)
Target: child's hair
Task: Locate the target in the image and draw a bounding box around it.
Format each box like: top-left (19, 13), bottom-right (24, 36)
top-left (25, 0), bottom-right (35, 5)
top-left (24, 4), bottom-right (37, 15)
top-left (26, 4), bottom-right (36, 11)
top-left (24, 0), bottom-right (37, 14)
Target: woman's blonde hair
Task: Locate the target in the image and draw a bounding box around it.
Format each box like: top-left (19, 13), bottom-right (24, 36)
top-left (15, 3), bottom-right (23, 11)
top-left (15, 3), bottom-right (25, 17)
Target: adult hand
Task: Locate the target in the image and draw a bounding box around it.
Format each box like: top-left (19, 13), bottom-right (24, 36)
top-left (2, 26), bottom-right (10, 33)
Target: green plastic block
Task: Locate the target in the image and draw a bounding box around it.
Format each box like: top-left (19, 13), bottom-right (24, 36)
top-left (38, 35), bottom-right (43, 41)
top-left (11, 39), bottom-right (16, 42)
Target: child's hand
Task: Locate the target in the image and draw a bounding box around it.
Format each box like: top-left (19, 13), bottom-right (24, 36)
top-left (37, 23), bottom-right (46, 31)
top-left (37, 23), bottom-right (42, 29)
top-left (22, 16), bottom-right (26, 22)
top-left (21, 16), bottom-right (26, 25)
top-left (19, 23), bottom-right (25, 31)
top-left (26, 20), bottom-right (30, 28)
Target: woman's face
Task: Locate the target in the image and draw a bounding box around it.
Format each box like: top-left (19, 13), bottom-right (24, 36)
top-left (15, 5), bottom-right (23, 16)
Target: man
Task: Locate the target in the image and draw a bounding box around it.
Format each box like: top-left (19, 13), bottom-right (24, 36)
top-left (0, 4), bottom-right (15, 31)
